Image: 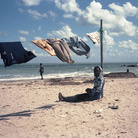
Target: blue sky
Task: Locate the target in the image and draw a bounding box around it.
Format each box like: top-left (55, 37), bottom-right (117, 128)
top-left (0, 0), bottom-right (138, 64)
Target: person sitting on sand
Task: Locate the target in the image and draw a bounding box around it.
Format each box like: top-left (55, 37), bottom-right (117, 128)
top-left (58, 66), bottom-right (105, 102)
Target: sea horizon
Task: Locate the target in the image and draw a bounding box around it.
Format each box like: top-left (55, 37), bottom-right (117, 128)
top-left (0, 62), bottom-right (138, 82)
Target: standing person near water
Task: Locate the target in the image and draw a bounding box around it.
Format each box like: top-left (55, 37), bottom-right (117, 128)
top-left (39, 63), bottom-right (44, 80)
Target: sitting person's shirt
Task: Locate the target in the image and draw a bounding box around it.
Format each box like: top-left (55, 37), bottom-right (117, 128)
top-left (90, 67), bottom-right (105, 99)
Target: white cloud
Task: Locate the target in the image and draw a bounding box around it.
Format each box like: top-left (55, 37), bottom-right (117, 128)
top-left (82, 37), bottom-right (88, 42)
top-left (118, 40), bottom-right (138, 50)
top-left (59, 22), bottom-right (66, 26)
top-left (79, 1), bottom-right (137, 36)
top-left (108, 16), bottom-right (137, 36)
top-left (47, 25), bottom-right (77, 38)
top-left (63, 14), bottom-right (75, 19)
top-left (104, 31), bottom-right (115, 46)
top-left (33, 50), bottom-right (50, 57)
top-left (53, 1), bottom-right (138, 37)
top-left (34, 36), bottom-right (43, 40)
top-left (109, 2), bottom-right (138, 17)
top-left (54, 0), bottom-right (83, 15)
top-left (48, 11), bottom-right (57, 20)
top-left (28, 9), bottom-right (48, 20)
top-left (22, 0), bottom-right (42, 6)
top-left (19, 37), bottom-right (27, 41)
top-left (18, 30), bottom-right (29, 35)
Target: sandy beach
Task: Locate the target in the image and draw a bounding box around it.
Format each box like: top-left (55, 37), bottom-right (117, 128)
top-left (0, 77), bottom-right (138, 138)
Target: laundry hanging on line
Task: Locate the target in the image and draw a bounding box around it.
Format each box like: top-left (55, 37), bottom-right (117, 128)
top-left (61, 36), bottom-right (91, 59)
top-left (0, 35), bottom-right (92, 66)
top-left (0, 42), bottom-right (36, 67)
top-left (45, 38), bottom-right (74, 64)
top-left (32, 36), bottom-right (91, 63)
top-left (32, 39), bottom-right (56, 56)
top-left (86, 31), bottom-right (100, 44)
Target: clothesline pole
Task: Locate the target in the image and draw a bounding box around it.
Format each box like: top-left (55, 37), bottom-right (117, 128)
top-left (100, 19), bottom-right (104, 98)
top-left (100, 19), bottom-right (103, 69)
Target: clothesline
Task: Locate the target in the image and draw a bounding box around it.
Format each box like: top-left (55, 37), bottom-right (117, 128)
top-left (1, 30), bottom-right (109, 45)
top-left (0, 32), bottom-right (103, 67)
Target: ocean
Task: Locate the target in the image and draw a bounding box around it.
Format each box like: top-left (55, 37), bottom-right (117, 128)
top-left (0, 62), bottom-right (138, 81)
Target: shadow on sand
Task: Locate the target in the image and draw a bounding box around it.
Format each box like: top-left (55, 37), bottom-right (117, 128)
top-left (0, 104), bottom-right (55, 120)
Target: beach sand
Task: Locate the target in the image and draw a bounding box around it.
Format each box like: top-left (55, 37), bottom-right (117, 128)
top-left (0, 77), bottom-right (138, 138)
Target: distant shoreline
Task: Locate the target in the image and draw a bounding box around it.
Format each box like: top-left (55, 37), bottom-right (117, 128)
top-left (0, 71), bottom-right (137, 83)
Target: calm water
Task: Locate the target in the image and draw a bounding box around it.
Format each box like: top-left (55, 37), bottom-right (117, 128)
top-left (0, 62), bottom-right (138, 81)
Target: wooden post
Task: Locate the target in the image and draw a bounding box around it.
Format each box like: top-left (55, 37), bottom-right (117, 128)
top-left (100, 19), bottom-right (103, 69)
top-left (100, 19), bottom-right (104, 98)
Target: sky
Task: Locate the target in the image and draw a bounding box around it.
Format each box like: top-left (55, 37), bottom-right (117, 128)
top-left (0, 0), bottom-right (138, 64)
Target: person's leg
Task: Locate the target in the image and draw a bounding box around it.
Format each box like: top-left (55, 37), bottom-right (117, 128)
top-left (58, 93), bottom-right (89, 102)
top-left (40, 73), bottom-right (43, 80)
top-left (76, 93), bottom-right (89, 101)
top-left (59, 93), bottom-right (77, 102)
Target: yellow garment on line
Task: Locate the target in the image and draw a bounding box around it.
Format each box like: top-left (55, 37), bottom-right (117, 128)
top-left (32, 39), bottom-right (56, 56)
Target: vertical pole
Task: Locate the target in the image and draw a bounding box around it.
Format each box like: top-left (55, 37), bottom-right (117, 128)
top-left (100, 19), bottom-right (103, 69)
top-left (100, 19), bottom-right (104, 98)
